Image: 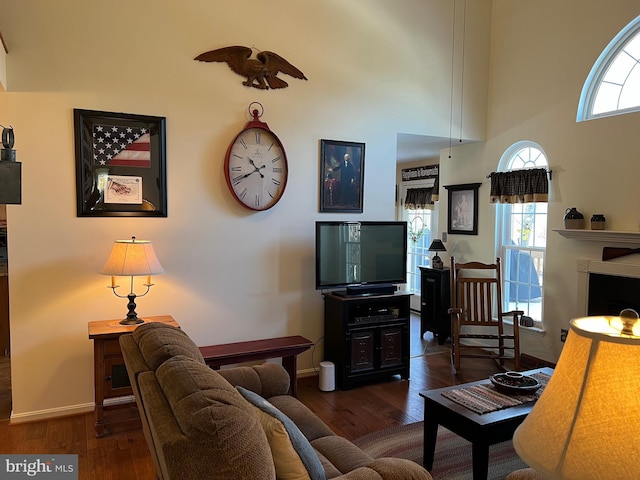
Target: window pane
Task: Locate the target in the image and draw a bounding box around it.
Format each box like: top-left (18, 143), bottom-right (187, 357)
top-left (602, 53), bottom-right (634, 85)
top-left (624, 34), bottom-right (640, 60)
top-left (620, 64), bottom-right (640, 109)
top-left (405, 209), bottom-right (432, 295)
top-left (592, 82), bottom-right (622, 114)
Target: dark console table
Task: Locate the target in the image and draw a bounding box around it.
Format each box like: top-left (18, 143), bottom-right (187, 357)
top-left (419, 266), bottom-right (451, 345)
top-left (323, 291), bottom-right (411, 389)
top-left (198, 335), bottom-right (313, 396)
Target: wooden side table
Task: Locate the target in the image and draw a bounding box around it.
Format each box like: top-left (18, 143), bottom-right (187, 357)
top-left (199, 335), bottom-right (313, 396)
top-left (88, 314), bottom-right (179, 437)
top-left (419, 266), bottom-right (451, 344)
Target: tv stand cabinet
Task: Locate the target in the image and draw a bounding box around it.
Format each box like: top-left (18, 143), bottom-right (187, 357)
top-left (322, 291), bottom-right (411, 390)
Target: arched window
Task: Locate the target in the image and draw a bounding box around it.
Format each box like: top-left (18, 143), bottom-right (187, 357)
top-left (578, 15), bottom-right (640, 121)
top-left (495, 141), bottom-right (548, 325)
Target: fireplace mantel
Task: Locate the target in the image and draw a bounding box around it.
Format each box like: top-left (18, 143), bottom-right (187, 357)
top-left (553, 229), bottom-right (640, 244)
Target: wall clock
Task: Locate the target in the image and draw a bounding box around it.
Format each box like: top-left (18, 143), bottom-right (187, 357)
top-left (224, 103), bottom-right (288, 211)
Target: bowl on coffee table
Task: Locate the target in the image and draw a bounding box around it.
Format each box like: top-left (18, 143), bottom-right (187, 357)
top-left (490, 371), bottom-right (541, 394)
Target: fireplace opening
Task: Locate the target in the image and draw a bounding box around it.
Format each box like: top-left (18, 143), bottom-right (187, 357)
top-left (588, 273), bottom-right (640, 316)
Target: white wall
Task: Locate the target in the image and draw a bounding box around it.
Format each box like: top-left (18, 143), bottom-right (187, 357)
top-left (0, 0), bottom-right (491, 420)
top-left (440, 0), bottom-right (640, 362)
top-left (0, 42), bottom-right (5, 91)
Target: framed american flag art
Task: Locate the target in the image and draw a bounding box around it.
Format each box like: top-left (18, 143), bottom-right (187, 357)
top-left (74, 109), bottom-right (167, 217)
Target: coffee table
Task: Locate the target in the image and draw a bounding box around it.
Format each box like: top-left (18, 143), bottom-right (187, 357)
top-left (419, 367), bottom-right (553, 480)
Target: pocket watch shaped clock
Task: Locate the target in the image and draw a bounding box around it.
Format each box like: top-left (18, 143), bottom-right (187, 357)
top-left (224, 103), bottom-right (288, 211)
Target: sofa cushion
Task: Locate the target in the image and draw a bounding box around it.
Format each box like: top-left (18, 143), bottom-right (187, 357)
top-left (133, 322), bottom-right (205, 370)
top-left (155, 355), bottom-right (275, 480)
top-left (268, 394), bottom-right (336, 442)
top-left (218, 363), bottom-right (291, 398)
top-left (311, 436), bottom-right (374, 476)
top-left (238, 386), bottom-right (326, 480)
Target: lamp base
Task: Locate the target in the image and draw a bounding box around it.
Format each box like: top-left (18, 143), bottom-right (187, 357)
top-left (119, 293), bottom-right (144, 325)
top-left (119, 316), bottom-right (144, 326)
top-left (431, 254), bottom-right (444, 270)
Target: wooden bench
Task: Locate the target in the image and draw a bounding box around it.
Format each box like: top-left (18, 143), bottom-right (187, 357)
top-left (198, 335), bottom-right (313, 396)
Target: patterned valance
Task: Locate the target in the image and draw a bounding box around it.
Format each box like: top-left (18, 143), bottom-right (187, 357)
top-left (404, 187), bottom-right (438, 210)
top-left (489, 168), bottom-right (548, 204)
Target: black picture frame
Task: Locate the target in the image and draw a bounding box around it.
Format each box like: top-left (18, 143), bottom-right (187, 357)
top-left (74, 109), bottom-right (167, 217)
top-left (319, 139), bottom-right (365, 213)
top-left (445, 183), bottom-right (482, 235)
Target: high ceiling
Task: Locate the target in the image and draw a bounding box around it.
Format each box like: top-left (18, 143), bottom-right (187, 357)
top-left (396, 133), bottom-right (452, 164)
top-left (396, 133), bottom-right (475, 164)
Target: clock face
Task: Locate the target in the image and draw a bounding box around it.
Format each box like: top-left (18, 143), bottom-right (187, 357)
top-left (225, 127), bottom-right (288, 211)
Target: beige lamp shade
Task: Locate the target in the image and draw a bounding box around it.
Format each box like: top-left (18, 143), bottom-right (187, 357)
top-left (100, 237), bottom-right (164, 276)
top-left (512, 315), bottom-right (640, 480)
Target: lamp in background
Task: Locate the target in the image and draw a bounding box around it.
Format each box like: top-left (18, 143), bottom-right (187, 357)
top-left (100, 236), bottom-right (164, 325)
top-left (428, 239), bottom-right (447, 269)
top-left (512, 309), bottom-right (640, 480)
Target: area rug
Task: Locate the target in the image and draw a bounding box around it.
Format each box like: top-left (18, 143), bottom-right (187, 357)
top-left (353, 422), bottom-right (528, 480)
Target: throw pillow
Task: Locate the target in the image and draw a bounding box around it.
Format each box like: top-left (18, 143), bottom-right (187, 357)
top-left (237, 386), bottom-right (326, 480)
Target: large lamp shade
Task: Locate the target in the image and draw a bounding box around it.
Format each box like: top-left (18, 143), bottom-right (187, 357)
top-left (512, 315), bottom-right (640, 479)
top-left (101, 237), bottom-right (164, 276)
top-left (100, 237), bottom-right (164, 325)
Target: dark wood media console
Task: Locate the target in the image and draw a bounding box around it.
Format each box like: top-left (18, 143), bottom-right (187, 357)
top-left (322, 291), bottom-right (411, 389)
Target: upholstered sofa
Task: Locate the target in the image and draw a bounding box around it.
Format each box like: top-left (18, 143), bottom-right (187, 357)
top-left (119, 322), bottom-right (432, 480)
top-left (506, 469), bottom-right (548, 479)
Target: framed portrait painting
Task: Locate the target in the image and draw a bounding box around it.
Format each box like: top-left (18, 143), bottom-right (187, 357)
top-left (445, 183), bottom-right (481, 235)
top-left (74, 109), bottom-right (167, 217)
top-left (319, 139), bottom-right (365, 213)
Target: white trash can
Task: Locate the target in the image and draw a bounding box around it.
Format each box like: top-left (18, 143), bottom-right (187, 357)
top-left (319, 361), bottom-right (335, 392)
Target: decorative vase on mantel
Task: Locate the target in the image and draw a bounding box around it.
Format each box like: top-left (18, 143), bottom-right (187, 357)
top-left (591, 214), bottom-right (606, 230)
top-left (564, 207), bottom-right (585, 229)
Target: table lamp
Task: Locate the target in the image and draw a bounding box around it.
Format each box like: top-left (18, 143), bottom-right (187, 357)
top-left (428, 239), bottom-right (446, 269)
top-left (512, 309), bottom-right (640, 480)
top-left (100, 236), bottom-right (164, 325)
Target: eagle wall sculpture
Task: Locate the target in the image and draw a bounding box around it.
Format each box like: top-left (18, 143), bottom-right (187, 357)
top-left (194, 45), bottom-right (307, 90)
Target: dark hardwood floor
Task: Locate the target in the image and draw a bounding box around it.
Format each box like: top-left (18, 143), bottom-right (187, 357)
top-left (0, 313), bottom-right (513, 479)
top-left (296, 313), bottom-right (515, 440)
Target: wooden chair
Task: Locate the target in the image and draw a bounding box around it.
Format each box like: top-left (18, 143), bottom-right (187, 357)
top-left (448, 257), bottom-right (522, 373)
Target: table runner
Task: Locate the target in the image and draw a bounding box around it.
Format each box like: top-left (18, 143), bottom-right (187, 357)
top-left (441, 372), bottom-right (551, 414)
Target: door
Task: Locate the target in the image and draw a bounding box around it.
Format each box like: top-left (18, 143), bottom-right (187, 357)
top-left (379, 325), bottom-right (404, 368)
top-left (349, 328), bottom-right (375, 373)
top-left (398, 183), bottom-right (438, 311)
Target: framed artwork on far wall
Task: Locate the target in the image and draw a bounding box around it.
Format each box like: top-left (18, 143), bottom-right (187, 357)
top-left (319, 139), bottom-right (365, 213)
top-left (445, 183), bottom-right (482, 235)
top-left (74, 108), bottom-right (167, 217)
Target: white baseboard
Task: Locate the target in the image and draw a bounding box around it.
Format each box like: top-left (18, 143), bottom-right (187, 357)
top-left (10, 402), bottom-right (94, 425)
top-left (9, 395), bottom-right (139, 424)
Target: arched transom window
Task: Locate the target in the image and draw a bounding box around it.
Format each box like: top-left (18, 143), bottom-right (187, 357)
top-left (578, 15), bottom-right (640, 121)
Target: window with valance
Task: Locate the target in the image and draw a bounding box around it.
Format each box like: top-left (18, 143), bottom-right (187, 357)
top-left (494, 142), bottom-right (548, 327)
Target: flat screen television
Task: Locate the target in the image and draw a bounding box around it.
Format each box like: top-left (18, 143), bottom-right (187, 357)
top-left (315, 221), bottom-right (408, 295)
